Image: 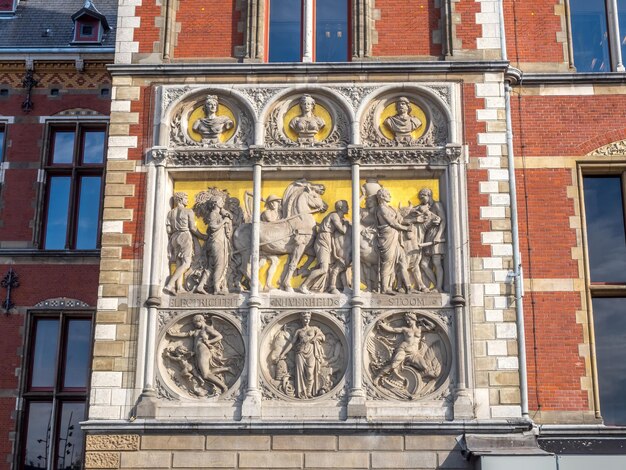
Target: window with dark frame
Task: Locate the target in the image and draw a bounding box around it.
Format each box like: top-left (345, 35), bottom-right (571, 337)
top-left (267, 0), bottom-right (349, 62)
top-left (80, 24), bottom-right (93, 36)
top-left (42, 124), bottom-right (106, 250)
top-left (20, 312), bottom-right (93, 470)
top-left (582, 174), bottom-right (626, 426)
top-left (0, 124), bottom-right (5, 163)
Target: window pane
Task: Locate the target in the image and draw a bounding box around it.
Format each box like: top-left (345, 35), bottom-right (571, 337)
top-left (23, 402), bottom-right (53, 470)
top-left (619, 0), bottom-right (626, 64)
top-left (63, 319), bottom-right (92, 388)
top-left (269, 0), bottom-right (302, 62)
top-left (583, 177), bottom-right (626, 282)
top-left (315, 0), bottom-right (348, 62)
top-left (0, 127), bottom-right (5, 162)
top-left (592, 298), bottom-right (626, 426)
top-left (75, 176), bottom-right (102, 249)
top-left (44, 176), bottom-right (71, 249)
top-left (82, 130), bottom-right (105, 164)
top-left (31, 319), bottom-right (60, 388)
top-left (56, 402), bottom-right (85, 470)
top-left (51, 131), bottom-right (75, 164)
top-left (570, 0), bottom-right (611, 72)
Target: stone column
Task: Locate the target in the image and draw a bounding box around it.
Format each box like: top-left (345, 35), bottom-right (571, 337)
top-left (449, 150), bottom-right (473, 418)
top-left (302, 0), bottom-right (314, 62)
top-left (347, 147), bottom-right (366, 417)
top-left (608, 0), bottom-right (625, 71)
top-left (242, 149), bottom-right (263, 418)
top-left (137, 148), bottom-right (167, 416)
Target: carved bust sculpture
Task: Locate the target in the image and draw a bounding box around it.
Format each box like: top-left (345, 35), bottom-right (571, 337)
top-left (289, 94), bottom-right (326, 145)
top-left (192, 94), bottom-right (235, 145)
top-left (383, 97), bottom-right (422, 143)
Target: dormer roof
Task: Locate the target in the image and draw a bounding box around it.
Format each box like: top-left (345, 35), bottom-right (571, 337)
top-left (71, 0), bottom-right (110, 32)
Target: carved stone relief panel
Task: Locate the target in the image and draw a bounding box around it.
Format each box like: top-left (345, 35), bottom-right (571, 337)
top-left (265, 93), bottom-right (349, 148)
top-left (364, 310), bottom-right (452, 401)
top-left (156, 311), bottom-right (245, 399)
top-left (260, 310), bottom-right (348, 401)
top-left (361, 92), bottom-right (448, 148)
top-left (169, 93), bottom-right (253, 149)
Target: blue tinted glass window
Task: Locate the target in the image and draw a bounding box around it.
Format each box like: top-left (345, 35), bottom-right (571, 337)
top-left (0, 127), bottom-right (5, 162)
top-left (269, 0), bottom-right (302, 62)
top-left (63, 319), bottom-right (92, 388)
top-left (75, 176), bottom-right (102, 249)
top-left (315, 0), bottom-right (348, 62)
top-left (51, 131), bottom-right (75, 164)
top-left (592, 298), bottom-right (626, 425)
top-left (82, 130), bottom-right (105, 164)
top-left (23, 402), bottom-right (53, 469)
top-left (583, 176), bottom-right (626, 282)
top-left (30, 319), bottom-right (60, 389)
top-left (56, 402), bottom-right (85, 470)
top-left (570, 0), bottom-right (610, 71)
top-left (44, 176), bottom-right (71, 249)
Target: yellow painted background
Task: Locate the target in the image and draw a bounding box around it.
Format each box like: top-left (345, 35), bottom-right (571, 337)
top-left (173, 178), bottom-right (439, 289)
top-left (380, 102), bottom-right (427, 141)
top-left (187, 104), bottom-right (237, 143)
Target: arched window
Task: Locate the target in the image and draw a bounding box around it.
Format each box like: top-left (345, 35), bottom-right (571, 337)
top-left (267, 0), bottom-right (349, 62)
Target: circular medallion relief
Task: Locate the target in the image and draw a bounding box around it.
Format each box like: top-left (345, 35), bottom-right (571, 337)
top-left (158, 312), bottom-right (245, 399)
top-left (365, 311), bottom-right (451, 400)
top-left (283, 95), bottom-right (333, 144)
top-left (379, 97), bottom-right (428, 142)
top-left (187, 95), bottom-right (237, 144)
top-left (260, 311), bottom-right (348, 401)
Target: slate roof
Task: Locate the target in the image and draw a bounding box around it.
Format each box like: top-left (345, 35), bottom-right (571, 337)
top-left (0, 0), bottom-right (117, 49)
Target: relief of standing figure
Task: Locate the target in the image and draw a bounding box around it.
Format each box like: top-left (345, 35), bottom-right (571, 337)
top-left (414, 188), bottom-right (446, 292)
top-left (196, 195), bottom-right (233, 295)
top-left (164, 192), bottom-right (207, 295)
top-left (278, 312), bottom-right (327, 399)
top-left (299, 200), bottom-right (350, 295)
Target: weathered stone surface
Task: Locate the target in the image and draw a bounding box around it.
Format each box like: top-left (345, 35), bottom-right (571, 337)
top-left (172, 451), bottom-right (235, 468)
top-left (142, 435), bottom-right (205, 450)
top-left (405, 435), bottom-right (459, 451)
top-left (120, 451), bottom-right (171, 468)
top-left (85, 452), bottom-right (120, 469)
top-left (371, 451), bottom-right (436, 468)
top-left (87, 435), bottom-right (140, 451)
top-left (304, 451), bottom-right (368, 468)
top-left (205, 435), bottom-right (271, 450)
top-left (273, 435), bottom-right (336, 450)
top-left (239, 452), bottom-right (303, 468)
top-left (338, 435), bottom-right (403, 451)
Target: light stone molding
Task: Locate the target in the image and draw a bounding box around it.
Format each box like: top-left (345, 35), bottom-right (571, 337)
top-left (84, 452), bottom-right (120, 469)
top-left (34, 297), bottom-right (91, 309)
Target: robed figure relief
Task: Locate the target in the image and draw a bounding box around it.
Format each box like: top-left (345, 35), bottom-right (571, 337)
top-left (192, 94), bottom-right (235, 145)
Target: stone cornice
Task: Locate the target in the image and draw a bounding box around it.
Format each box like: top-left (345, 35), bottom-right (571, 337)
top-left (506, 67), bottom-right (626, 86)
top-left (108, 60), bottom-right (510, 77)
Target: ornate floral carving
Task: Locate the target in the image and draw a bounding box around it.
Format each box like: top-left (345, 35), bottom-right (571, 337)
top-left (162, 85), bottom-right (192, 111)
top-left (365, 311), bottom-right (451, 401)
top-left (334, 85), bottom-right (379, 109)
top-left (237, 87), bottom-right (283, 114)
top-left (158, 310), bottom-right (180, 331)
top-left (429, 85), bottom-right (452, 107)
top-left (167, 150), bottom-right (252, 167)
top-left (260, 311), bottom-right (347, 400)
top-left (157, 313), bottom-right (245, 399)
top-left (258, 148), bottom-right (349, 166)
top-left (588, 140), bottom-right (626, 156)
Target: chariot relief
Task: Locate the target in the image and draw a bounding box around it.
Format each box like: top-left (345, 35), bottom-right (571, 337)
top-left (158, 313), bottom-right (245, 399)
top-left (163, 177), bottom-right (447, 296)
top-left (365, 311), bottom-right (451, 400)
top-left (261, 311), bottom-right (348, 400)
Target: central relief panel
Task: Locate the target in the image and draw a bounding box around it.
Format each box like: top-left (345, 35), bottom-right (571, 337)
top-left (151, 83), bottom-right (465, 420)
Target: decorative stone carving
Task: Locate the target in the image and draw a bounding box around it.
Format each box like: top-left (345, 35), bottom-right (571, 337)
top-left (192, 94), bottom-right (235, 145)
top-left (158, 313), bottom-right (245, 398)
top-left (588, 139), bottom-right (626, 156)
top-left (334, 85), bottom-right (379, 109)
top-left (359, 180), bottom-right (447, 294)
top-left (237, 87), bottom-right (283, 113)
top-left (162, 85), bottom-right (193, 111)
top-left (169, 93), bottom-right (252, 149)
top-left (164, 192), bottom-right (207, 296)
top-left (233, 179), bottom-right (329, 292)
top-left (361, 93), bottom-right (448, 148)
top-left (265, 94), bottom-right (349, 148)
top-left (365, 311), bottom-right (451, 400)
top-left (261, 311), bottom-right (348, 400)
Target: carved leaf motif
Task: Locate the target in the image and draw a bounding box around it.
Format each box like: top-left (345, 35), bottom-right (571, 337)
top-left (163, 85), bottom-right (192, 110)
top-left (588, 140), bottom-right (626, 156)
top-left (334, 86), bottom-right (379, 109)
